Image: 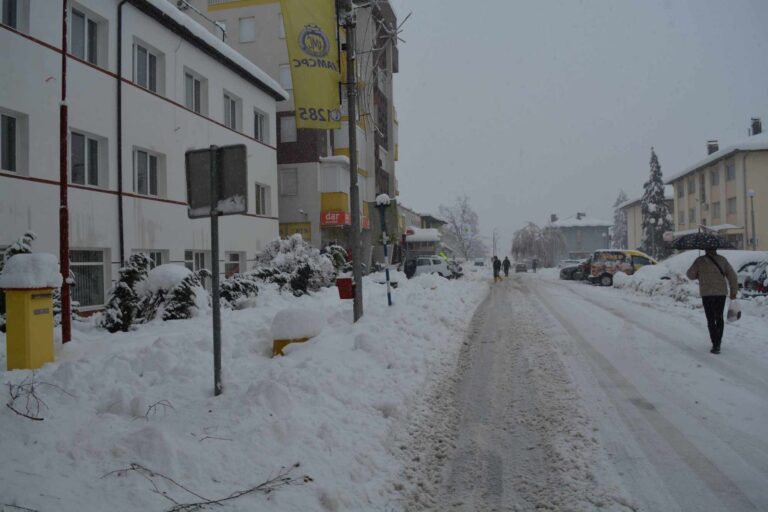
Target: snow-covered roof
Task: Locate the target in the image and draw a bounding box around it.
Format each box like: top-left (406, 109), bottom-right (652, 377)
top-left (618, 186), bottom-right (674, 210)
top-left (319, 155), bottom-right (350, 166)
top-left (666, 131), bottom-right (768, 183)
top-left (405, 227), bottom-right (440, 242)
top-left (134, 0), bottom-right (288, 101)
top-left (551, 215), bottom-right (611, 228)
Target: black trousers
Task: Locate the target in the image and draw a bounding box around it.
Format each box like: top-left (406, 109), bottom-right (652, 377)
top-left (702, 295), bottom-right (726, 348)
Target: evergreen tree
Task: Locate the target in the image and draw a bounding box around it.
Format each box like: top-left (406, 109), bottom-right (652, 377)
top-left (219, 273), bottom-right (259, 309)
top-left (641, 148), bottom-right (673, 259)
top-left (162, 269), bottom-right (211, 321)
top-left (612, 189), bottom-right (629, 249)
top-left (100, 253), bottom-right (151, 332)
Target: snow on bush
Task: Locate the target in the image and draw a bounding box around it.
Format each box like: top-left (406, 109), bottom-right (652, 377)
top-left (270, 308), bottom-right (325, 340)
top-left (100, 253), bottom-right (152, 333)
top-left (219, 273), bottom-right (260, 310)
top-left (250, 234), bottom-right (337, 296)
top-left (137, 264), bottom-right (211, 322)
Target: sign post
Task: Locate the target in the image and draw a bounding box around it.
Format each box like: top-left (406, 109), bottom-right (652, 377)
top-left (375, 194), bottom-right (393, 306)
top-left (186, 144), bottom-right (247, 396)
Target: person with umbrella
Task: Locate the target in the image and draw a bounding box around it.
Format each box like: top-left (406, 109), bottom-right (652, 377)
top-left (677, 232), bottom-right (738, 354)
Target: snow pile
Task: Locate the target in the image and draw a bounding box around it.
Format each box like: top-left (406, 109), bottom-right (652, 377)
top-left (551, 215), bottom-right (611, 228)
top-left (405, 227), bottom-right (440, 242)
top-left (141, 263), bottom-right (191, 294)
top-left (0, 253), bottom-right (63, 289)
top-left (0, 268), bottom-right (488, 511)
top-left (270, 308), bottom-right (325, 340)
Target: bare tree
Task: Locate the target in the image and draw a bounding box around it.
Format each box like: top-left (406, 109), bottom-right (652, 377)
top-left (438, 196), bottom-right (487, 260)
top-left (511, 223), bottom-right (565, 267)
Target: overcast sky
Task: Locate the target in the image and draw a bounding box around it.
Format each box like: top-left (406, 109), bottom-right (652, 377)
top-left (389, 0), bottom-right (768, 253)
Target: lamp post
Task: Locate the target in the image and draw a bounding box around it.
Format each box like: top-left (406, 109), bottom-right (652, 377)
top-left (748, 189), bottom-right (757, 250)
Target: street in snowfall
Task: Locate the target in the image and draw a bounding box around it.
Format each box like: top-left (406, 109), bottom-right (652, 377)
top-left (2, 0), bottom-right (768, 511)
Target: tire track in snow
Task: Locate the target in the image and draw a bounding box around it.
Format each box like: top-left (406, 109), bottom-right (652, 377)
top-left (531, 280), bottom-right (760, 512)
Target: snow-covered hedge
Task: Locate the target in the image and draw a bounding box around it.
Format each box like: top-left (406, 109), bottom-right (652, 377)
top-left (250, 234), bottom-right (337, 296)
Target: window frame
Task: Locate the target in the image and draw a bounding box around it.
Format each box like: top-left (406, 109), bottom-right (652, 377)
top-left (710, 169), bottom-right (720, 187)
top-left (1, 112), bottom-right (17, 172)
top-left (279, 64), bottom-right (293, 91)
top-left (255, 182), bottom-right (270, 216)
top-left (224, 251), bottom-right (244, 278)
top-left (253, 109), bottom-right (267, 143)
top-left (727, 197), bottom-right (737, 215)
top-left (279, 168), bottom-right (298, 196)
top-left (726, 161), bottom-right (736, 181)
top-left (688, 207), bottom-right (695, 224)
top-left (687, 176), bottom-right (695, 194)
top-left (223, 92), bottom-right (240, 131)
top-left (70, 6), bottom-right (99, 65)
top-left (280, 115), bottom-right (297, 143)
top-left (185, 250), bottom-right (207, 272)
top-left (712, 201), bottom-right (721, 219)
top-left (238, 16), bottom-right (257, 43)
top-left (133, 42), bottom-right (159, 93)
top-left (70, 249), bottom-right (106, 307)
top-left (1, 0), bottom-right (18, 29)
top-left (677, 184), bottom-right (684, 199)
top-left (132, 148), bottom-right (161, 197)
top-left (184, 71), bottom-right (204, 114)
top-left (70, 130), bottom-right (101, 187)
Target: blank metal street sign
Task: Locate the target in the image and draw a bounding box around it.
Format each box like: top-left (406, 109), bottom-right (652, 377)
top-left (185, 144), bottom-right (248, 219)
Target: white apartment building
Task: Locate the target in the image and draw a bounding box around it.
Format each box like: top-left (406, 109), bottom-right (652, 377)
top-left (182, 0), bottom-right (400, 261)
top-left (0, 0), bottom-right (287, 309)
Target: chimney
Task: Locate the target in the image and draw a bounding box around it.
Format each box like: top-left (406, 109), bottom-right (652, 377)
top-left (576, 212), bottom-right (585, 220)
top-left (751, 117), bottom-right (762, 136)
top-left (550, 214), bottom-right (558, 223)
top-left (707, 140), bottom-right (719, 155)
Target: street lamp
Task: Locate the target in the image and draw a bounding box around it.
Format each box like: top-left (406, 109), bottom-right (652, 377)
top-left (748, 189), bottom-right (757, 250)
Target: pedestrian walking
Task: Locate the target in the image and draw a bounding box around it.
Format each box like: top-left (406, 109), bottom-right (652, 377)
top-left (532, 259), bottom-right (538, 273)
top-left (492, 256), bottom-right (502, 282)
top-left (502, 256), bottom-right (511, 277)
top-left (686, 248), bottom-right (737, 354)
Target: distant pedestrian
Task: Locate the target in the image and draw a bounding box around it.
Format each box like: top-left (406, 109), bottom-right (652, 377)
top-left (502, 257), bottom-right (511, 277)
top-left (686, 248), bottom-right (738, 354)
top-left (532, 259), bottom-right (538, 273)
top-left (492, 256), bottom-right (502, 282)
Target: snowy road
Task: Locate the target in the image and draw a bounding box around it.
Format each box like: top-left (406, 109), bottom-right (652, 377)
top-left (403, 272), bottom-right (768, 511)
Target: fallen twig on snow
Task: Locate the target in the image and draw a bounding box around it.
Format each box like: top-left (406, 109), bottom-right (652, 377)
top-left (0, 503), bottom-right (40, 512)
top-left (5, 374), bottom-right (73, 421)
top-left (145, 399), bottom-right (175, 420)
top-left (101, 462), bottom-right (312, 511)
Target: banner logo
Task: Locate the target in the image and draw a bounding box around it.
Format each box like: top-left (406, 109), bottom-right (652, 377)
top-left (299, 24), bottom-right (330, 58)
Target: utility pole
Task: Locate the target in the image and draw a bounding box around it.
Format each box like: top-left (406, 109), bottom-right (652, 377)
top-left (60, 0), bottom-right (71, 343)
top-left (341, 1), bottom-right (363, 321)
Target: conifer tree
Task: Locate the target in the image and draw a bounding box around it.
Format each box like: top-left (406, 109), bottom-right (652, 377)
top-left (162, 269), bottom-right (211, 321)
top-left (100, 253), bottom-right (151, 332)
top-left (612, 189), bottom-right (629, 249)
top-left (641, 148), bottom-right (673, 259)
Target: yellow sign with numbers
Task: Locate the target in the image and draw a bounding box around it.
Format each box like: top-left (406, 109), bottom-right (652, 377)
top-left (280, 0), bottom-right (342, 129)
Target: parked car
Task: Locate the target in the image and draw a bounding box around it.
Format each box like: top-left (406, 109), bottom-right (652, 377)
top-left (558, 259), bottom-right (581, 269)
top-left (515, 263), bottom-right (527, 273)
top-left (560, 258), bottom-right (589, 280)
top-left (737, 259), bottom-right (766, 289)
top-left (742, 260), bottom-right (768, 294)
top-left (588, 249), bottom-right (657, 286)
top-left (471, 258), bottom-right (487, 272)
top-left (413, 256), bottom-right (451, 278)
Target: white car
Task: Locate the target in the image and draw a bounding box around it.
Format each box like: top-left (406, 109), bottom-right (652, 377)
top-left (414, 256), bottom-right (450, 277)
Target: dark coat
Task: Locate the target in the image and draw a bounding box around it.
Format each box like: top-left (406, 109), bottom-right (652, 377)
top-left (493, 259), bottom-right (502, 272)
top-left (502, 258), bottom-right (511, 270)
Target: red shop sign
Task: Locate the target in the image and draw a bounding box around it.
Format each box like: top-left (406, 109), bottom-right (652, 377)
top-left (321, 211), bottom-right (351, 227)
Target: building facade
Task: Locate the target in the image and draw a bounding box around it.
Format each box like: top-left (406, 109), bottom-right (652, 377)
top-left (0, 0), bottom-right (286, 309)
top-left (550, 213), bottom-right (612, 261)
top-left (183, 0), bottom-right (400, 262)
top-left (666, 120), bottom-right (767, 250)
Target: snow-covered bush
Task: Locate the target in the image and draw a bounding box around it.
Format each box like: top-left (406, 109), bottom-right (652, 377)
top-left (251, 234), bottom-right (337, 296)
top-left (219, 273), bottom-right (259, 309)
top-left (100, 253), bottom-right (151, 333)
top-left (322, 244), bottom-right (349, 272)
top-left (136, 264), bottom-right (210, 322)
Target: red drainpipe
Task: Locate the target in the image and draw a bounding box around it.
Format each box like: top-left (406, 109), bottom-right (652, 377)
top-left (59, 0), bottom-right (71, 343)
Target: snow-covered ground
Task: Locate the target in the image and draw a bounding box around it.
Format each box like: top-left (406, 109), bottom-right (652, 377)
top-left (0, 272), bottom-right (487, 511)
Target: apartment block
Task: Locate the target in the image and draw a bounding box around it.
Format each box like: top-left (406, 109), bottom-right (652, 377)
top-left (0, 0), bottom-right (286, 309)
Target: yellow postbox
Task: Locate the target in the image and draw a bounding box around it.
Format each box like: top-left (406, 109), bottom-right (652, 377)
top-left (4, 288), bottom-right (55, 370)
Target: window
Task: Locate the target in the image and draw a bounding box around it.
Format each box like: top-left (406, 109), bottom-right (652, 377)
top-left (185, 251), bottom-right (206, 272)
top-left (70, 249), bottom-right (105, 307)
top-left (689, 208), bottom-right (695, 224)
top-left (632, 255), bottom-right (652, 268)
top-left (254, 109), bottom-right (267, 142)
top-left (223, 93), bottom-right (239, 130)
top-left (678, 210), bottom-right (685, 225)
top-left (279, 64), bottom-right (293, 91)
top-left (133, 149), bottom-right (159, 196)
top-left (726, 161), bottom-right (736, 181)
top-left (255, 183), bottom-right (270, 215)
top-left (279, 168), bottom-right (298, 196)
top-left (710, 169), bottom-right (719, 186)
top-left (239, 16), bottom-right (256, 43)
top-left (2, 0), bottom-right (17, 28)
top-left (699, 174), bottom-right (705, 202)
top-left (185, 72), bottom-right (203, 113)
top-left (280, 115), bottom-right (296, 143)
top-left (677, 184), bottom-right (684, 198)
top-left (1, 113), bottom-right (16, 172)
top-left (687, 176), bottom-right (695, 194)
top-left (71, 7), bottom-right (98, 65)
top-left (133, 43), bottom-right (158, 93)
top-left (712, 201), bottom-right (721, 219)
top-left (71, 132), bottom-right (100, 186)
top-left (727, 197), bottom-right (737, 215)
top-left (224, 252), bottom-right (244, 277)
top-left (278, 12), bottom-right (285, 39)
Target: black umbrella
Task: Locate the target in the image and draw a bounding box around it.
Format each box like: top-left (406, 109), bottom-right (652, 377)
top-left (672, 231), bottom-right (733, 250)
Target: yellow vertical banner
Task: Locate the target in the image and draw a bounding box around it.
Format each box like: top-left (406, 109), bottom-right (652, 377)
top-left (280, 0), bottom-right (342, 129)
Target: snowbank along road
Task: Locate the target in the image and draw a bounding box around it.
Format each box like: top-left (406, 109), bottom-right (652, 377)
top-left (402, 272), bottom-right (768, 511)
